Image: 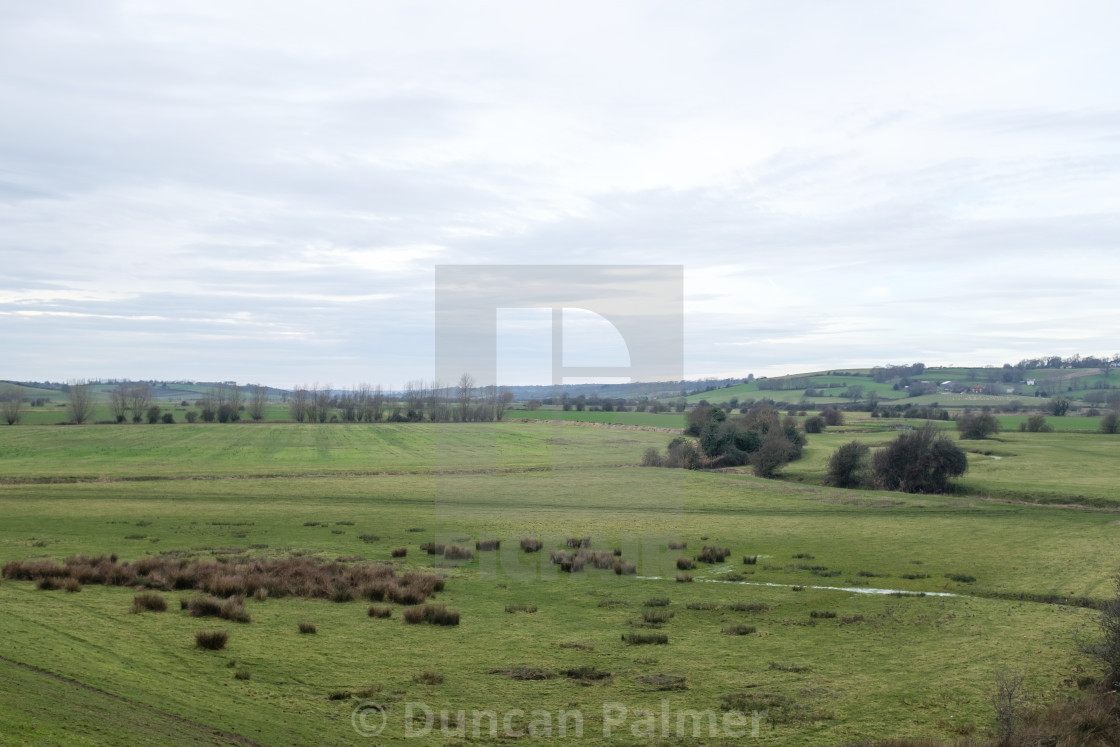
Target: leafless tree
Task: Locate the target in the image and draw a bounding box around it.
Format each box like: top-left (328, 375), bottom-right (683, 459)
top-left (496, 387), bottom-right (514, 420)
top-left (1, 384), bottom-right (22, 425)
top-left (248, 384), bottom-right (268, 421)
top-left (370, 384), bottom-right (384, 422)
top-left (457, 373), bottom-right (475, 422)
top-left (127, 383), bottom-right (153, 423)
top-left (289, 386), bottom-right (310, 422)
top-left (67, 381), bottom-right (95, 424)
top-left (992, 669), bottom-right (1027, 741)
top-left (354, 383), bottom-right (372, 422)
top-left (428, 380), bottom-right (448, 422)
top-left (108, 385), bottom-right (129, 423)
top-left (312, 383), bottom-right (333, 423)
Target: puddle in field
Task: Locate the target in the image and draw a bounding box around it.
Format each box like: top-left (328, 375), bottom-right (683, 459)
top-left (634, 576), bottom-right (958, 597)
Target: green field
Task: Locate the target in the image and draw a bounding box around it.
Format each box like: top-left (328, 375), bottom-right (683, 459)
top-left (1, 421), bottom-right (1117, 744)
top-left (513, 410), bottom-right (686, 428)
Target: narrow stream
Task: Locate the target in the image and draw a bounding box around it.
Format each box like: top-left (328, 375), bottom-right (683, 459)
top-left (635, 576), bottom-right (958, 597)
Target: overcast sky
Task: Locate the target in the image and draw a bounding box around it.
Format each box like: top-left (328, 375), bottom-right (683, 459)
top-left (2, 1), bottom-right (1118, 388)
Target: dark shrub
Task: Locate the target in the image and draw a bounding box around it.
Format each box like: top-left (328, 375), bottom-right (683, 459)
top-left (195, 630), bottom-right (228, 650)
top-left (368, 605), bottom-right (392, 618)
top-left (957, 410), bottom-right (1001, 439)
top-left (505, 604), bottom-right (537, 613)
top-left (519, 538), bottom-right (543, 553)
top-left (36, 577), bottom-right (60, 591)
top-left (566, 537), bottom-right (591, 549)
top-left (391, 547), bottom-right (407, 558)
top-left (820, 408), bottom-right (844, 426)
top-left (420, 543), bottom-right (445, 555)
top-left (233, 668), bottom-right (250, 680)
top-left (623, 632), bottom-right (668, 645)
top-left (723, 624), bottom-right (756, 635)
top-left (298, 622), bottom-right (317, 634)
top-left (826, 440), bottom-right (872, 488)
top-left (358, 534), bottom-right (379, 543)
top-left (873, 423), bottom-right (968, 494)
top-left (946, 573), bottom-right (976, 583)
top-left (475, 539), bottom-right (500, 551)
top-left (1102, 413), bottom-right (1120, 435)
top-left (131, 592), bottom-right (167, 613)
top-left (676, 557), bottom-right (695, 571)
top-left (62, 578), bottom-right (82, 593)
top-left (803, 416), bottom-right (825, 434)
top-left (697, 546), bottom-right (730, 564)
top-left (641, 609), bottom-right (674, 624)
top-left (644, 598), bottom-right (670, 607)
top-left (809, 610), bottom-right (837, 619)
top-left (563, 667), bottom-right (611, 682)
top-left (743, 555), bottom-right (758, 565)
top-left (613, 560), bottom-right (636, 575)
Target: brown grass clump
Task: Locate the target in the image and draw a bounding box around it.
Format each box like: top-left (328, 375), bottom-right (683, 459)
top-left (675, 573), bottom-right (693, 583)
top-left (637, 674), bottom-right (687, 691)
top-left (195, 630), bottom-right (228, 650)
top-left (403, 604), bottom-right (460, 626)
top-left (667, 541), bottom-right (687, 550)
top-left (4, 554), bottom-right (444, 606)
top-left (368, 605), bottom-right (392, 618)
top-left (391, 547), bottom-right (407, 558)
top-left (550, 549), bottom-right (618, 573)
top-left (676, 557), bottom-right (695, 571)
top-left (131, 592), bottom-right (167, 613)
top-left (298, 622), bottom-right (317, 634)
top-left (519, 538), bottom-right (543, 553)
top-left (475, 539), bottom-right (500, 551)
top-left (443, 545), bottom-right (474, 561)
top-left (697, 546), bottom-right (731, 564)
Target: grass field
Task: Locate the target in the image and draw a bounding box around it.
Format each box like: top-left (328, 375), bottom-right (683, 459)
top-left (0, 421), bottom-right (1117, 744)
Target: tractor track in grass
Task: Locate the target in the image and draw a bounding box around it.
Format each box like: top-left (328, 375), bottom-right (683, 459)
top-left (0, 654), bottom-right (265, 746)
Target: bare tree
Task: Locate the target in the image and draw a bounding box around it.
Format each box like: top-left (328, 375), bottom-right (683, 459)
top-left (427, 380), bottom-right (447, 422)
top-left (288, 386), bottom-right (310, 422)
top-left (127, 383), bottom-right (153, 423)
top-left (992, 669), bottom-right (1027, 741)
top-left (457, 373), bottom-right (475, 422)
top-left (108, 385), bottom-right (129, 423)
top-left (496, 386), bottom-right (514, 420)
top-left (248, 384), bottom-right (268, 421)
top-left (67, 381), bottom-right (95, 424)
top-left (354, 383), bottom-right (372, 422)
top-left (312, 384), bottom-right (332, 423)
top-left (370, 384), bottom-right (384, 422)
top-left (1, 384), bottom-right (22, 425)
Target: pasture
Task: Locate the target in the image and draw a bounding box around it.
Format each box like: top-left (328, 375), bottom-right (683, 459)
top-left (0, 421), bottom-right (1117, 744)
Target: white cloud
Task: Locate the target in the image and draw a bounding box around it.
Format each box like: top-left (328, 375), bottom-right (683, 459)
top-left (1, 1), bottom-right (1118, 384)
